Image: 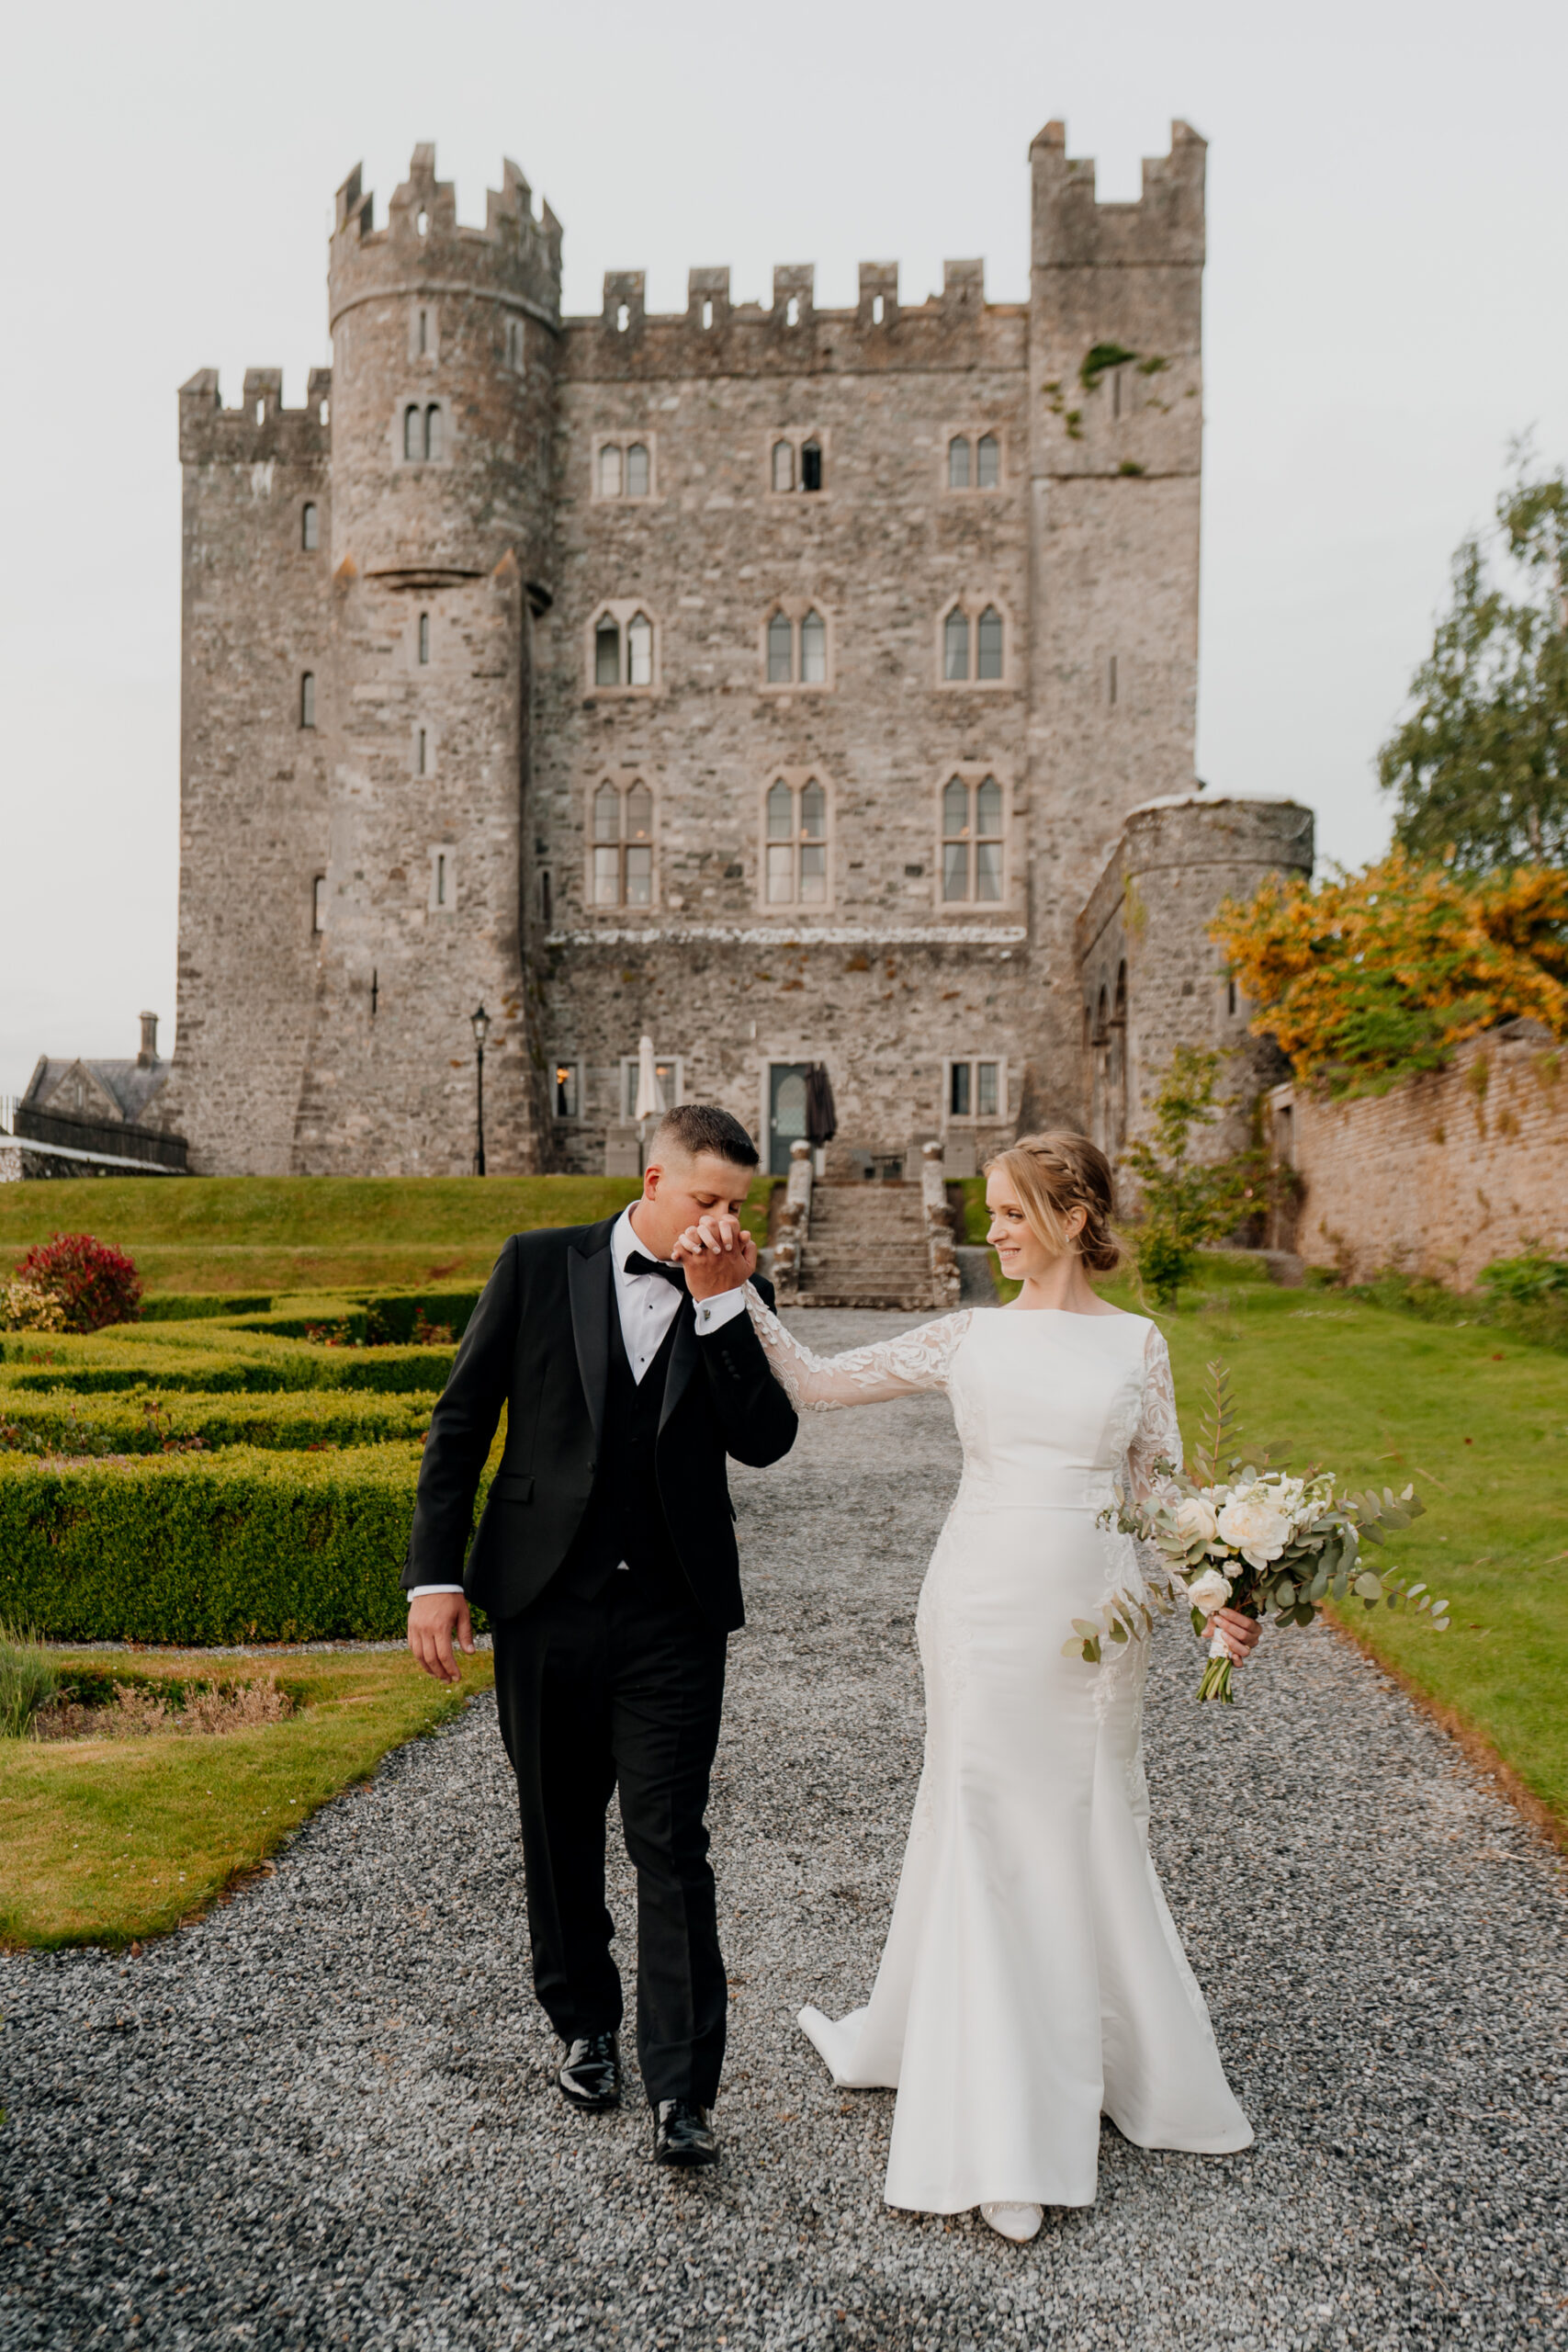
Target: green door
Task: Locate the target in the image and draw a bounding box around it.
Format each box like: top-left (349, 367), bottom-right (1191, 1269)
top-left (768, 1063), bottom-right (810, 1176)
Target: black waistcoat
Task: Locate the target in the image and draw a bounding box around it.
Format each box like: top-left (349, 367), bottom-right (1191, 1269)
top-left (559, 1286), bottom-right (686, 1603)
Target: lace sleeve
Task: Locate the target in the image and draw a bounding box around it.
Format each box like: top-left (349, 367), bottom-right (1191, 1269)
top-left (743, 1288), bottom-right (972, 1414)
top-left (1126, 1326), bottom-right (1183, 1503)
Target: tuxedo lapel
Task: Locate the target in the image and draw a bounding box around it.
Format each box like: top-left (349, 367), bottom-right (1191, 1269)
top-left (659, 1297), bottom-right (700, 1434)
top-left (567, 1224), bottom-right (615, 1452)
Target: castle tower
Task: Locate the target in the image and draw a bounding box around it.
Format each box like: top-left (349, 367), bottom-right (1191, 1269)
top-left (1024, 120), bottom-right (1206, 1125)
top-left (293, 145), bottom-right (562, 1172)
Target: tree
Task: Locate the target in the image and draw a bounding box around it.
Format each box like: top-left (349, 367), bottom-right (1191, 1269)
top-left (1379, 453), bottom-right (1568, 869)
top-left (1211, 851), bottom-right (1568, 1097)
top-left (1122, 1048), bottom-right (1258, 1305)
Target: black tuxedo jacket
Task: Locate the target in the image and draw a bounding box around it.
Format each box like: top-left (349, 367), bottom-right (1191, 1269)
top-left (403, 1217), bottom-right (797, 1632)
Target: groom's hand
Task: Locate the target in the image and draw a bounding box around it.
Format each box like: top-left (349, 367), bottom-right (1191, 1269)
top-left (407, 1590), bottom-right (476, 1684)
top-left (671, 1216), bottom-right (757, 1300)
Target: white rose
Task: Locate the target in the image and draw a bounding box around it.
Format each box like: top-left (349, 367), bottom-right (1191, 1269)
top-left (1215, 1487), bottom-right (1293, 1570)
top-left (1171, 1495), bottom-right (1219, 1547)
top-left (1186, 1566), bottom-right (1233, 1616)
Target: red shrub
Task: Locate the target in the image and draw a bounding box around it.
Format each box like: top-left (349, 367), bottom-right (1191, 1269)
top-left (15, 1232), bottom-right (143, 1333)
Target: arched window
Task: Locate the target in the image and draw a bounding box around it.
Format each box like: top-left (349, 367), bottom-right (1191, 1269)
top-left (299, 673), bottom-right (316, 729)
top-left (767, 611), bottom-right (793, 684)
top-left (403, 404), bottom-right (421, 461)
top-left (592, 780), bottom-right (655, 907)
top-left (801, 439), bottom-right (822, 492)
top-left (423, 405), bottom-right (443, 461)
top-left (799, 609), bottom-right (827, 684)
top-left (976, 433), bottom-right (1000, 489)
top-left (595, 617), bottom-right (622, 687)
top-left (772, 440), bottom-right (795, 493)
top-left (765, 777), bottom-right (828, 905)
top-left (599, 443), bottom-right (623, 498)
top-left (626, 444), bottom-right (649, 497)
top-left (943, 608), bottom-right (970, 682)
top-left (626, 612), bottom-right (652, 687)
top-left (976, 605), bottom-right (1004, 680)
top-left (301, 502), bottom-right (319, 551)
top-left (417, 612), bottom-right (430, 666)
top-left (942, 775), bottom-right (1004, 902)
top-left (948, 436), bottom-right (971, 490)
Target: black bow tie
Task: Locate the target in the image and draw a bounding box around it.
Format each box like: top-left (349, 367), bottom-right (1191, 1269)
top-left (625, 1250), bottom-right (689, 1290)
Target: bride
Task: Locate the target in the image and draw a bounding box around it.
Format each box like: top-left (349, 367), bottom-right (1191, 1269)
top-left (678, 1131), bottom-right (1258, 2243)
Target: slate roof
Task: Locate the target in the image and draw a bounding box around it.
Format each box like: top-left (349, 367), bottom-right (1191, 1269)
top-left (23, 1056), bottom-right (173, 1126)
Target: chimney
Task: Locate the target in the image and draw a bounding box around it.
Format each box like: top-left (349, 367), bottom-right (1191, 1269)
top-left (138, 1012), bottom-right (159, 1068)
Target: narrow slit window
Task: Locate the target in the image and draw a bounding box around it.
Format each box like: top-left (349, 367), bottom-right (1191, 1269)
top-left (435, 853), bottom-right (447, 907)
top-left (767, 611), bottom-right (794, 684)
top-left (801, 439), bottom-right (822, 492)
top-left (1108, 653), bottom-right (1119, 707)
top-left (594, 618), bottom-right (622, 687)
top-left (626, 443), bottom-right (649, 497)
top-left (799, 609), bottom-right (826, 684)
top-left (626, 612), bottom-right (653, 687)
top-left (539, 869), bottom-right (552, 928)
top-left (948, 436), bottom-right (971, 491)
top-left (942, 776), bottom-right (969, 900)
top-left (702, 299), bottom-right (714, 330)
top-left (785, 297), bottom-right (799, 327)
top-left (418, 612), bottom-right (430, 665)
top-left (299, 673), bottom-right (316, 729)
top-left (423, 405), bottom-right (443, 461)
top-left (417, 308), bottom-right (428, 356)
top-left (416, 728), bottom-right (427, 776)
top-left (403, 404), bottom-right (421, 460)
top-left (976, 606), bottom-right (1003, 681)
top-left (772, 440), bottom-right (795, 493)
top-left (599, 443), bottom-right (623, 498)
top-left (872, 294), bottom-right (885, 325)
top-left (1227, 977), bottom-right (1238, 1018)
top-left (507, 319), bottom-right (525, 371)
top-left (301, 502), bottom-right (319, 551)
top-left (312, 875), bottom-right (326, 934)
top-left (943, 609), bottom-right (970, 682)
top-left (976, 433), bottom-right (999, 489)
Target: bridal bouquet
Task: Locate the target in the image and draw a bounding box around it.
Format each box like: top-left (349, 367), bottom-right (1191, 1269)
top-left (1066, 1363), bottom-right (1448, 1702)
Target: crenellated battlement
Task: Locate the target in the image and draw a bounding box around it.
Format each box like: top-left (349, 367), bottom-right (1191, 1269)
top-left (560, 254), bottom-right (1021, 380)
top-left (330, 144), bottom-right (561, 334)
top-left (1031, 119), bottom-right (1206, 270)
top-left (178, 368), bottom-right (332, 464)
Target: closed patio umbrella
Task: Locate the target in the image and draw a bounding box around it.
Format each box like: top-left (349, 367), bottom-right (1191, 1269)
top-left (806, 1062), bottom-right (837, 1147)
top-left (633, 1035), bottom-right (667, 1125)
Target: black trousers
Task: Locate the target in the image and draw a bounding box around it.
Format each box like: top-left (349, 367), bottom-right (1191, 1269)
top-left (491, 1566), bottom-right (729, 2108)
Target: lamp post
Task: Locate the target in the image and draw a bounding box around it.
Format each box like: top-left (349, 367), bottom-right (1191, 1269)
top-left (469, 1004), bottom-right (490, 1176)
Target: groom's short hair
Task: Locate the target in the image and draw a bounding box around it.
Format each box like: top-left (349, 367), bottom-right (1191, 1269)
top-left (649, 1102), bottom-right (760, 1169)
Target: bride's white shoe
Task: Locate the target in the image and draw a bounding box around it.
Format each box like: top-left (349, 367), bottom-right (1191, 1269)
top-left (980, 2201), bottom-right (1043, 2244)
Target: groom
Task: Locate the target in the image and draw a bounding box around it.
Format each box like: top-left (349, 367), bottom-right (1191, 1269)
top-left (404, 1103), bottom-right (794, 2166)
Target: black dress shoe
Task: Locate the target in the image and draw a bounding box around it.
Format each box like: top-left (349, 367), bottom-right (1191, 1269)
top-left (654, 2098), bottom-right (718, 2166)
top-left (558, 2032), bottom-right (622, 2111)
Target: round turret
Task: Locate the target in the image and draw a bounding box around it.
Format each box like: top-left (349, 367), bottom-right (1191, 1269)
top-left (327, 144), bottom-right (560, 584)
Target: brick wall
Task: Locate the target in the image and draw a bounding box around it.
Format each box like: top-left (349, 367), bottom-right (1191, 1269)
top-left (1274, 1021), bottom-right (1568, 1286)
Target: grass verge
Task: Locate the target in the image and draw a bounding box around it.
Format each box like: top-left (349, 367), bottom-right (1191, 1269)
top-left (0, 1646), bottom-right (493, 1949)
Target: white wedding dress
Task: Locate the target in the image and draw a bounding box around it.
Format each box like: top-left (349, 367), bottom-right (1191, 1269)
top-left (746, 1293), bottom-right (1253, 2215)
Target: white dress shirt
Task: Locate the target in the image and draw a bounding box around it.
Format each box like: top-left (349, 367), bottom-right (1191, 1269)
top-left (409, 1205), bottom-right (749, 1600)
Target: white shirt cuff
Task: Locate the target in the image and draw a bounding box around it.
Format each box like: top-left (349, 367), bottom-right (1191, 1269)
top-left (693, 1287), bottom-right (749, 1336)
top-left (408, 1584), bottom-right (465, 1600)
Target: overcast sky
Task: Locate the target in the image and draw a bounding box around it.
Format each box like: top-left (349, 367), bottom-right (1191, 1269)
top-left (3, 0), bottom-right (1565, 1102)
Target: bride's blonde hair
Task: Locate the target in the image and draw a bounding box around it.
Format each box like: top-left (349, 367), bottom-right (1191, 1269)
top-left (983, 1131), bottom-right (1121, 1275)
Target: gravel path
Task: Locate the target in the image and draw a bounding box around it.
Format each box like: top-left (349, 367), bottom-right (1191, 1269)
top-left (2, 1308), bottom-right (1565, 2350)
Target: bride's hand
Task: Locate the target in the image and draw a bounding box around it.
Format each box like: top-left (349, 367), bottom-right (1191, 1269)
top-left (1204, 1607), bottom-right (1261, 1667)
top-left (671, 1217), bottom-right (757, 1299)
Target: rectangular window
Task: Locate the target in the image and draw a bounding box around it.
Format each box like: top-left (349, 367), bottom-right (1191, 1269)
top-left (949, 1061), bottom-right (971, 1117)
top-left (622, 1057), bottom-right (682, 1120)
top-left (592, 845), bottom-right (621, 906)
top-left (976, 1061), bottom-right (998, 1118)
top-left (553, 1060), bottom-right (580, 1119)
top-left (948, 1059), bottom-right (1002, 1120)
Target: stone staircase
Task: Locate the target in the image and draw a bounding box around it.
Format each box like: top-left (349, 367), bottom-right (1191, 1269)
top-left (773, 1144), bottom-right (961, 1312)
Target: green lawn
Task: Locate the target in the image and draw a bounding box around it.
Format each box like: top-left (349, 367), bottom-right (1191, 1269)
top-left (0, 1647), bottom-right (494, 1949)
top-left (0, 1174), bottom-right (777, 1297)
top-left (1114, 1265), bottom-right (1568, 1831)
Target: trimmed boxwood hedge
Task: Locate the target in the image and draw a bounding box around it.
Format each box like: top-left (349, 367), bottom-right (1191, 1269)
top-left (139, 1293), bottom-right (273, 1322)
top-left (1, 1340), bottom-right (455, 1396)
top-left (0, 1386), bottom-right (432, 1454)
top-left (0, 1447), bottom-right (482, 1643)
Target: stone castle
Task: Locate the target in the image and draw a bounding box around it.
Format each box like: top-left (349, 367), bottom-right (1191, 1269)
top-left (158, 120), bottom-right (1313, 1181)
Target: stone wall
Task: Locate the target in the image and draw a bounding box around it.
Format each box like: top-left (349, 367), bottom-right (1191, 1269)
top-left (1271, 1021), bottom-right (1568, 1286)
